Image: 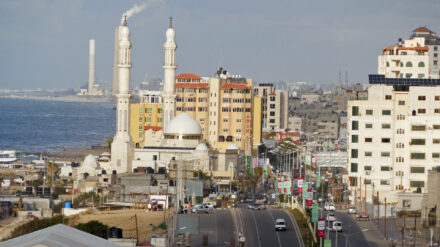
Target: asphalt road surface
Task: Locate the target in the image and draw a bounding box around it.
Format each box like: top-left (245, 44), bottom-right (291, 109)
top-left (233, 205), bottom-right (303, 247)
top-left (190, 209), bottom-right (236, 247)
top-left (320, 207), bottom-right (379, 247)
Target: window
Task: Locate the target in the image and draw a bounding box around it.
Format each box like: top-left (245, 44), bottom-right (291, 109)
top-left (433, 153), bottom-right (440, 158)
top-left (270, 104), bottom-right (275, 109)
top-left (365, 123), bottom-right (373, 129)
top-left (410, 181), bottom-right (424, 188)
top-left (418, 61), bottom-right (425, 67)
top-left (381, 166), bottom-right (390, 171)
top-left (381, 152), bottom-right (390, 157)
top-left (396, 143), bottom-right (404, 148)
top-left (146, 108), bottom-right (152, 113)
top-left (381, 180), bottom-right (390, 185)
top-left (351, 149), bottom-right (358, 158)
top-left (385, 95), bottom-right (392, 100)
top-left (139, 117), bottom-right (143, 122)
top-left (418, 96), bottom-right (426, 101)
top-left (397, 114), bottom-right (405, 120)
top-left (352, 135), bottom-right (358, 143)
top-left (403, 200), bottom-right (411, 208)
top-left (382, 123), bottom-right (391, 129)
top-left (406, 73), bottom-right (413, 78)
top-left (382, 138), bottom-right (390, 143)
top-left (138, 125), bottom-right (142, 130)
top-left (434, 125), bottom-right (440, 130)
top-left (236, 119), bottom-right (242, 123)
top-left (366, 109), bottom-right (373, 115)
top-left (418, 109), bottom-right (426, 114)
top-left (411, 139), bottom-right (425, 145)
top-left (352, 106), bottom-right (359, 116)
top-left (270, 111), bottom-right (275, 116)
top-left (364, 179), bottom-right (371, 184)
top-left (382, 110), bottom-right (391, 115)
top-left (400, 62), bottom-right (403, 67)
top-left (435, 96), bottom-right (440, 101)
top-left (410, 167), bottom-right (425, 173)
top-left (365, 138), bottom-right (372, 143)
top-left (398, 100), bottom-right (405, 105)
top-left (397, 129), bottom-right (405, 134)
top-left (411, 153), bottom-right (425, 159)
top-left (396, 157), bottom-right (404, 163)
top-left (223, 118), bottom-right (228, 123)
top-left (418, 74), bottom-right (425, 79)
top-left (351, 163), bottom-right (358, 173)
top-left (365, 152), bottom-right (372, 157)
top-left (352, 121), bottom-right (359, 130)
top-left (386, 61), bottom-right (390, 67)
top-left (364, 166), bottom-right (372, 171)
top-left (236, 129), bottom-right (241, 133)
top-left (146, 117), bottom-right (151, 122)
top-left (138, 134), bottom-right (143, 139)
top-left (412, 125), bottom-right (426, 131)
top-left (434, 139), bottom-right (440, 144)
top-left (435, 109), bottom-right (440, 114)
top-left (406, 61), bottom-right (413, 67)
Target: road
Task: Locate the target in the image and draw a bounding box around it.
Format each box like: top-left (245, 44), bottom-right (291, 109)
top-left (190, 209), bottom-right (236, 247)
top-left (320, 207), bottom-right (379, 247)
top-left (233, 205), bottom-right (303, 247)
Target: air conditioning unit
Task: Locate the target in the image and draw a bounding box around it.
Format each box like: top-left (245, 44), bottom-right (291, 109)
top-left (365, 171), bottom-right (371, 175)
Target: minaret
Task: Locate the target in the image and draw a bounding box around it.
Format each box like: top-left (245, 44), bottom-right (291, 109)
top-left (111, 16), bottom-right (134, 174)
top-left (162, 17), bottom-right (177, 130)
top-left (88, 39), bottom-right (95, 95)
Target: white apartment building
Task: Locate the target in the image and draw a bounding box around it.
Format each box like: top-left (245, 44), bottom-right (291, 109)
top-left (254, 84), bottom-right (288, 130)
top-left (139, 90), bottom-right (163, 104)
top-left (378, 27), bottom-right (440, 79)
top-left (347, 84), bottom-right (440, 203)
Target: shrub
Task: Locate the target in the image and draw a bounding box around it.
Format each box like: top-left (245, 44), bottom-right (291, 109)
top-left (75, 220), bottom-right (109, 239)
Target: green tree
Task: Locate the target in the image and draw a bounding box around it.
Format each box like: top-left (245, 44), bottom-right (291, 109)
top-left (75, 220), bottom-right (108, 239)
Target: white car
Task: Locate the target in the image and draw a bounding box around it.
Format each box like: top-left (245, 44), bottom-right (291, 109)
top-left (332, 221), bottom-right (343, 232)
top-left (348, 206), bottom-right (357, 214)
top-left (326, 212), bottom-right (336, 222)
top-left (275, 218), bottom-right (286, 231)
top-left (324, 202), bottom-right (336, 211)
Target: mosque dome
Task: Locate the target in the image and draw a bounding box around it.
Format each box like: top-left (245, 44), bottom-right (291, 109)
top-left (83, 154), bottom-right (98, 168)
top-left (195, 143), bottom-right (208, 151)
top-left (165, 113), bottom-right (202, 135)
top-left (226, 143), bottom-right (239, 151)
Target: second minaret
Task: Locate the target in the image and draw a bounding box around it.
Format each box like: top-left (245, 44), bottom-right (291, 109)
top-left (162, 17), bottom-right (177, 130)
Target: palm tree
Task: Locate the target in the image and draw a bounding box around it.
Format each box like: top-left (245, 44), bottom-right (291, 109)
top-left (104, 137), bottom-right (113, 150)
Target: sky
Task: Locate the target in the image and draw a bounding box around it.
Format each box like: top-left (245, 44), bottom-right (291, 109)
top-left (0, 0), bottom-right (439, 90)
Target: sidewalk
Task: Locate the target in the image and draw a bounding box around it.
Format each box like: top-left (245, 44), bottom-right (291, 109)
top-left (353, 216), bottom-right (390, 247)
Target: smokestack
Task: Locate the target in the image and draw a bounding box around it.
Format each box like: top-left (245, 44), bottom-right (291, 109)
top-left (88, 39), bottom-right (95, 95)
top-left (112, 27), bottom-right (119, 95)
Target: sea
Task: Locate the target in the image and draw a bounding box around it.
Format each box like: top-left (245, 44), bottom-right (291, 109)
top-left (0, 97), bottom-right (115, 153)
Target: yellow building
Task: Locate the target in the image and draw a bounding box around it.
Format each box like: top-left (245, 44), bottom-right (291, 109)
top-left (175, 73), bottom-right (209, 138)
top-left (129, 102), bottom-right (163, 147)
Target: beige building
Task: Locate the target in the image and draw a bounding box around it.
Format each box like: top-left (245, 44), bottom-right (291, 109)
top-left (253, 83), bottom-right (289, 130)
top-left (175, 73), bottom-right (209, 138)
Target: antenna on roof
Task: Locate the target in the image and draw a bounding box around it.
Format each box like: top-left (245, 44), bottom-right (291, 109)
top-left (169, 16), bottom-right (173, 28)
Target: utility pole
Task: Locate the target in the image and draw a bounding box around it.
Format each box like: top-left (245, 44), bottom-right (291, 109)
top-left (360, 177), bottom-right (362, 213)
top-left (414, 213), bottom-right (417, 247)
top-left (377, 191), bottom-right (380, 229)
top-left (364, 181), bottom-right (367, 215)
top-left (402, 211), bottom-right (406, 247)
top-left (135, 214), bottom-right (139, 245)
top-left (385, 197), bottom-right (387, 239)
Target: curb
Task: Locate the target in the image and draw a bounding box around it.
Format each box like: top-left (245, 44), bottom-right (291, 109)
top-left (284, 209), bottom-right (306, 247)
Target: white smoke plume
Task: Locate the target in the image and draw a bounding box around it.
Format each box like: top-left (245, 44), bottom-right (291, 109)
top-left (121, 0), bottom-right (162, 25)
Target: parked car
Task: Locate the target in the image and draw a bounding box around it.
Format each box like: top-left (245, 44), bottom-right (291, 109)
top-left (192, 205), bottom-right (213, 214)
top-left (326, 212), bottom-right (336, 222)
top-left (332, 221), bottom-right (343, 232)
top-left (348, 206), bottom-right (357, 214)
top-left (202, 202), bottom-right (215, 209)
top-left (324, 202), bottom-right (335, 211)
top-left (275, 218), bottom-right (286, 231)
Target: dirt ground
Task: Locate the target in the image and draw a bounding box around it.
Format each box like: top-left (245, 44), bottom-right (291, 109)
top-left (69, 208), bottom-right (168, 244)
top-left (0, 217), bottom-right (30, 241)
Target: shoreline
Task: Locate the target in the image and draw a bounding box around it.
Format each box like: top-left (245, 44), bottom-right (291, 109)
top-left (0, 95), bottom-right (114, 103)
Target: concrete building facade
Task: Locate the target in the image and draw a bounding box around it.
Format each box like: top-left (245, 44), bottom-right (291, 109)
top-left (253, 84), bottom-right (289, 130)
top-left (348, 84), bottom-right (440, 203)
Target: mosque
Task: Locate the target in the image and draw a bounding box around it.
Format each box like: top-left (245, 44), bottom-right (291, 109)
top-left (74, 17), bottom-right (240, 193)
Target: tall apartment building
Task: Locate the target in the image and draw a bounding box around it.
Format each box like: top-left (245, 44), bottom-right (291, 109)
top-left (378, 27), bottom-right (440, 79)
top-left (253, 84), bottom-right (288, 130)
top-left (348, 84), bottom-right (440, 202)
top-left (129, 90), bottom-right (163, 147)
top-left (175, 73), bottom-right (209, 138)
top-left (174, 70), bottom-right (262, 154)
